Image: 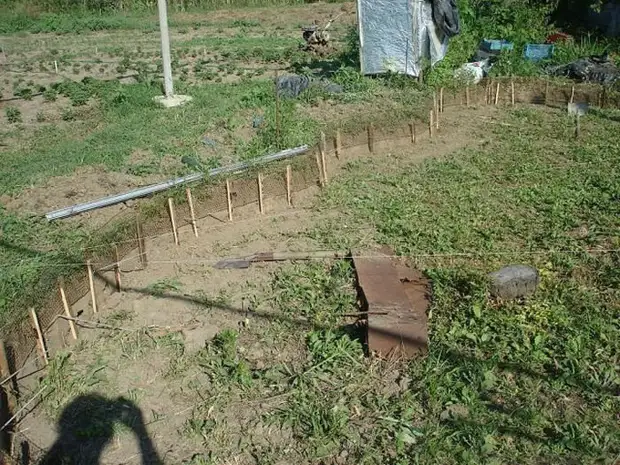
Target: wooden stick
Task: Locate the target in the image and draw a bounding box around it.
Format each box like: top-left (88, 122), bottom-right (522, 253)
top-left (186, 187), bottom-right (198, 237)
top-left (465, 86), bottom-right (470, 107)
top-left (409, 122), bottom-right (416, 144)
top-left (86, 260), bottom-right (97, 314)
top-left (485, 83), bottom-right (490, 104)
top-left (136, 214), bottom-right (147, 268)
top-left (114, 245), bottom-right (122, 292)
top-left (429, 110), bottom-right (433, 138)
top-left (367, 124), bottom-right (375, 153)
top-left (286, 165), bottom-right (292, 206)
top-left (435, 104), bottom-right (439, 130)
top-left (334, 129), bottom-right (342, 159)
top-left (29, 309), bottom-right (48, 365)
top-left (226, 179), bottom-right (233, 221)
top-left (511, 80), bottom-right (515, 105)
top-left (0, 342), bottom-right (12, 386)
top-left (257, 173), bottom-right (264, 214)
top-left (433, 91), bottom-right (438, 116)
top-left (569, 85), bottom-right (575, 104)
top-left (439, 87), bottom-right (444, 112)
top-left (59, 282), bottom-right (78, 340)
top-left (315, 152), bottom-right (324, 187)
top-left (167, 198), bottom-right (179, 245)
top-left (495, 82), bottom-right (500, 105)
top-left (320, 132), bottom-right (328, 184)
top-left (54, 60), bottom-right (58, 74)
top-left (0, 341), bottom-right (16, 415)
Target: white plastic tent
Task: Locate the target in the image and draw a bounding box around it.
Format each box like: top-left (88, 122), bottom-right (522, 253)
top-left (357, 0), bottom-right (449, 77)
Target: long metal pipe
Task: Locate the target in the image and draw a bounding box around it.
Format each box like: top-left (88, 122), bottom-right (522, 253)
top-left (45, 145), bottom-right (309, 221)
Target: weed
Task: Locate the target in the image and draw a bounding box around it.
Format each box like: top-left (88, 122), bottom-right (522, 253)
top-left (35, 111), bottom-right (46, 122)
top-left (41, 352), bottom-right (106, 418)
top-left (271, 261), bottom-right (356, 326)
top-left (195, 329), bottom-right (254, 388)
top-left (5, 106), bottom-right (22, 123)
top-left (43, 88), bottom-right (57, 102)
top-left (145, 277), bottom-right (182, 297)
top-left (61, 107), bottom-right (76, 121)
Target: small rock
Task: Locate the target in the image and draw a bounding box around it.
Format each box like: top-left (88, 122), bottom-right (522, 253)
top-left (489, 264), bottom-right (539, 300)
top-left (440, 403), bottom-right (469, 421)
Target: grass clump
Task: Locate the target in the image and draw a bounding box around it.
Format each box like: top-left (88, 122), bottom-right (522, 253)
top-left (5, 106), bottom-right (22, 124)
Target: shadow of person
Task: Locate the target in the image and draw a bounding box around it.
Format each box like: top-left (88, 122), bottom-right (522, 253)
top-left (38, 394), bottom-right (163, 465)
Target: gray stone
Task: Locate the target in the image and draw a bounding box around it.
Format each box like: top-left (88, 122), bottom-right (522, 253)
top-left (489, 264), bottom-right (540, 300)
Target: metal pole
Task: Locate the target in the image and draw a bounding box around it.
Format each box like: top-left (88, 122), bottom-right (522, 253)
top-left (157, 0), bottom-right (174, 98)
top-left (46, 145), bottom-right (309, 221)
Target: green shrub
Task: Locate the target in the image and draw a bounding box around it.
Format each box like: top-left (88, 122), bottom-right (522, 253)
top-left (5, 106), bottom-right (22, 123)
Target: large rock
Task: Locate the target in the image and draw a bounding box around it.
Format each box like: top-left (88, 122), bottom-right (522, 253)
top-left (488, 265), bottom-right (540, 300)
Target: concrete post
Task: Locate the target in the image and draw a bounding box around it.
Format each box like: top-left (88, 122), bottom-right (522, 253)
top-left (157, 0), bottom-right (174, 98)
top-left (154, 0), bottom-right (191, 107)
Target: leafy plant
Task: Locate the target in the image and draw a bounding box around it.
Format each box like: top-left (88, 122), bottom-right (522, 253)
top-left (5, 106), bottom-right (22, 123)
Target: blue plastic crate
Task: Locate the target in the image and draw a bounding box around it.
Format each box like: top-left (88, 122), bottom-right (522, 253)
top-left (524, 44), bottom-right (554, 61)
top-left (481, 39), bottom-right (514, 52)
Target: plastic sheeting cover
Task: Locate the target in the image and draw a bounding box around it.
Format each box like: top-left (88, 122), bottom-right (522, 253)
top-left (358, 0), bottom-right (450, 77)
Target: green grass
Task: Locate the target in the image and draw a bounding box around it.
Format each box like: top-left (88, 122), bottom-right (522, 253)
top-left (298, 106), bottom-right (620, 464)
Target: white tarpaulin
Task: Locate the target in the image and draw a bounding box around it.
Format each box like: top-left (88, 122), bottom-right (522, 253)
top-left (357, 0), bottom-right (451, 77)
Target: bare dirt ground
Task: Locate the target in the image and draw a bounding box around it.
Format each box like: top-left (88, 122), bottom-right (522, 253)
top-left (16, 104), bottom-right (498, 464)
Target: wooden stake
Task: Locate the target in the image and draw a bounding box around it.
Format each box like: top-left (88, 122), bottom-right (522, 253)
top-left (29, 309), bottom-right (48, 365)
top-left (569, 85), bottom-right (575, 104)
top-left (226, 179), bottom-right (233, 221)
top-left (286, 165), bottom-right (292, 206)
top-left (495, 82), bottom-right (500, 105)
top-left (409, 122), bottom-right (416, 144)
top-left (511, 80), bottom-right (515, 105)
top-left (86, 260), bottom-right (97, 314)
top-left (114, 245), bottom-right (122, 292)
top-left (439, 87), bottom-right (444, 112)
top-left (136, 214), bottom-right (147, 267)
top-left (465, 86), bottom-right (470, 107)
top-left (186, 187), bottom-right (198, 237)
top-left (168, 198), bottom-right (179, 245)
top-left (257, 173), bottom-right (264, 214)
top-left (0, 340), bottom-right (16, 413)
top-left (59, 282), bottom-right (78, 340)
top-left (485, 83), bottom-right (490, 104)
top-left (320, 132), bottom-right (328, 184)
top-left (435, 104), bottom-right (440, 130)
top-left (54, 60), bottom-right (58, 74)
top-left (334, 129), bottom-right (342, 159)
top-left (0, 341), bottom-right (12, 385)
top-left (429, 110), bottom-right (433, 138)
top-left (315, 152), bottom-right (324, 187)
top-left (367, 124), bottom-right (375, 153)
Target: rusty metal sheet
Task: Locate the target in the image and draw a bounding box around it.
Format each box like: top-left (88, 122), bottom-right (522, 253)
top-left (353, 254), bottom-right (430, 358)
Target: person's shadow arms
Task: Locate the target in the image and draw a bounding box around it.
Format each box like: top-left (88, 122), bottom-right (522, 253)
top-left (38, 394), bottom-right (163, 465)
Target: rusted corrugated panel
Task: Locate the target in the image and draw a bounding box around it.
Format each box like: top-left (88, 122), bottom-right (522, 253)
top-left (353, 254), bottom-right (430, 358)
